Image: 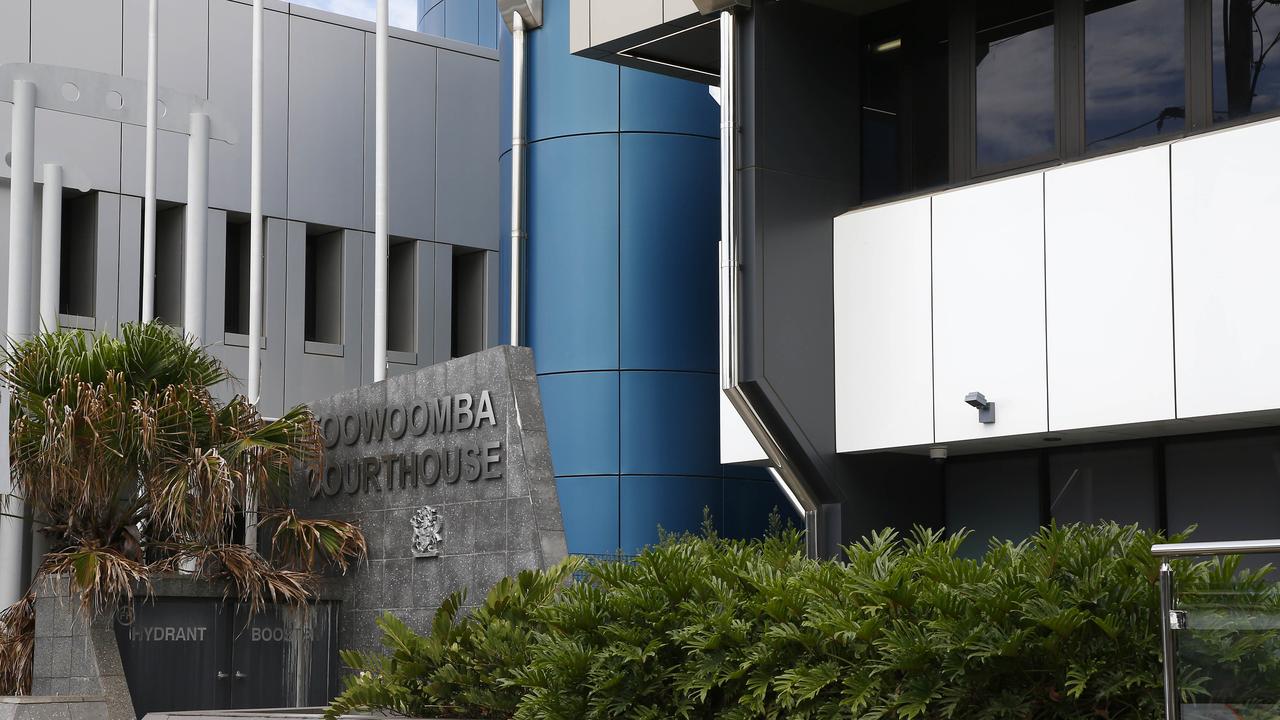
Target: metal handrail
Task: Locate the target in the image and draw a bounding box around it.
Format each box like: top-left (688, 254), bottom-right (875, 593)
top-left (1152, 539), bottom-right (1280, 557)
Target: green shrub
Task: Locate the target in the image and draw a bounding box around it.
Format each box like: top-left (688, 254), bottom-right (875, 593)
top-left (327, 522), bottom-right (1278, 719)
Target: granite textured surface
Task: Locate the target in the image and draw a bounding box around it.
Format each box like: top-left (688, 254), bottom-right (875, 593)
top-left (29, 578), bottom-right (134, 720)
top-left (292, 346), bottom-right (565, 656)
top-left (0, 696), bottom-right (109, 720)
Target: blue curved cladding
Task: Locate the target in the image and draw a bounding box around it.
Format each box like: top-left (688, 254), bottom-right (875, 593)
top-left (526, 0), bottom-right (620, 142)
top-left (620, 134), bottom-right (719, 372)
top-left (621, 67), bottom-right (719, 137)
top-left (540, 371), bottom-right (620, 477)
top-left (418, 0), bottom-right (500, 48)
top-left (499, 0), bottom-right (799, 555)
top-left (620, 372), bottom-right (720, 477)
top-left (557, 476), bottom-right (620, 556)
top-left (525, 135), bottom-right (620, 374)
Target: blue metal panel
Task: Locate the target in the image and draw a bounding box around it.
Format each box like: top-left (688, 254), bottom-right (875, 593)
top-left (422, 4), bottom-right (446, 37)
top-left (526, 135), bottom-right (620, 374)
top-left (620, 371), bottom-right (720, 477)
top-left (527, 0), bottom-right (619, 142)
top-left (477, 0), bottom-right (498, 49)
top-left (620, 67), bottom-right (719, 138)
top-left (540, 371), bottom-right (620, 477)
top-left (557, 476), bottom-right (621, 555)
top-left (499, 24), bottom-right (511, 155)
top-left (619, 133), bottom-right (719, 373)
top-left (444, 0), bottom-right (479, 46)
top-left (620, 475), bottom-right (723, 553)
top-left (722, 479), bottom-right (798, 540)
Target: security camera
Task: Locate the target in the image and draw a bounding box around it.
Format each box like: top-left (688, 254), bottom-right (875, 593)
top-left (964, 392), bottom-right (996, 424)
top-left (929, 446), bottom-right (948, 464)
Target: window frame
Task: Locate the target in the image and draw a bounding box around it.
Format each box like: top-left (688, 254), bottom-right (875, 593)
top-left (858, 0), bottom-right (1254, 209)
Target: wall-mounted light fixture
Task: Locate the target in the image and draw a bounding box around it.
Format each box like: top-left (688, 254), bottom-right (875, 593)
top-left (873, 37), bottom-right (902, 53)
top-left (965, 392), bottom-right (996, 424)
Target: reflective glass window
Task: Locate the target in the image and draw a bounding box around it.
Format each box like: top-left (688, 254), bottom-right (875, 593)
top-left (1048, 446), bottom-right (1158, 528)
top-left (1085, 0), bottom-right (1186, 150)
top-left (1213, 0), bottom-right (1280, 122)
top-left (976, 0), bottom-right (1056, 169)
top-left (860, 1), bottom-right (950, 203)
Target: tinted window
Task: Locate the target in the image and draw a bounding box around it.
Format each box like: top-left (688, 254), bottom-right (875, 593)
top-left (1085, 0), bottom-right (1186, 150)
top-left (1213, 0), bottom-right (1280, 122)
top-left (1048, 445), bottom-right (1158, 528)
top-left (860, 1), bottom-right (950, 203)
top-left (976, 0), bottom-right (1056, 169)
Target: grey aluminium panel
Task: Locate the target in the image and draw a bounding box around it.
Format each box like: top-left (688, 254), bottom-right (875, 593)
top-left (363, 37), bottom-right (437, 241)
top-left (122, 0), bottom-right (209, 98)
top-left (434, 50), bottom-right (499, 252)
top-left (209, 0), bottom-right (289, 217)
top-left (0, 0), bottom-right (30, 66)
top-left (94, 192), bottom-right (122, 335)
top-left (0, 106), bottom-right (122, 194)
top-left (433, 242), bottom-right (452, 363)
top-left (31, 0), bottom-right (123, 75)
top-left (287, 15), bottom-right (367, 230)
top-left (117, 194), bottom-right (142, 325)
top-left (120, 127), bottom-right (188, 203)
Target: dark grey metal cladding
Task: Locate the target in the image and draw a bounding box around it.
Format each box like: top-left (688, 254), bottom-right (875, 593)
top-left (735, 2), bottom-right (943, 554)
top-left (291, 345), bottom-right (564, 650)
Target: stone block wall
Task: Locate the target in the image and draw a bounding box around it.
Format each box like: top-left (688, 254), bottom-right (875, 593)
top-left (30, 580), bottom-right (133, 720)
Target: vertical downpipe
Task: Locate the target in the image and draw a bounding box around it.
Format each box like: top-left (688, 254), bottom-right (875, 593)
top-left (245, 0), bottom-right (266, 550)
top-left (184, 113), bottom-right (210, 343)
top-left (509, 12), bottom-right (527, 346)
top-left (373, 0), bottom-right (390, 381)
top-left (142, 0), bottom-right (159, 323)
top-left (39, 164), bottom-right (63, 332)
top-left (1, 79), bottom-right (36, 608)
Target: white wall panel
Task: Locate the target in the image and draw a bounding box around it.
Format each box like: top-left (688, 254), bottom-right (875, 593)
top-left (1045, 146), bottom-right (1175, 430)
top-left (933, 174), bottom-right (1047, 442)
top-left (834, 197), bottom-right (934, 451)
top-left (721, 393), bottom-right (769, 464)
top-left (1173, 118), bottom-right (1280, 418)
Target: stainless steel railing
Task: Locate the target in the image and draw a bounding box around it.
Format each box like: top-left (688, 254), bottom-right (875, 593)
top-left (1151, 538), bottom-right (1280, 720)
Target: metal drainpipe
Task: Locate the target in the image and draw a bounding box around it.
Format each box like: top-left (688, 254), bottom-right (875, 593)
top-left (717, 9), bottom-right (823, 557)
top-left (509, 11), bottom-right (528, 346)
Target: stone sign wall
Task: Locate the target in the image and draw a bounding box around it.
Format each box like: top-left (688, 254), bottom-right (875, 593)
top-left (291, 346), bottom-right (564, 656)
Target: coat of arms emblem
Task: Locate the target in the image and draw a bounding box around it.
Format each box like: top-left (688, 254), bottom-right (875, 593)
top-left (411, 505), bottom-right (443, 558)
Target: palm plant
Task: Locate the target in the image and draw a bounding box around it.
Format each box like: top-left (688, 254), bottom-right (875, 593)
top-left (0, 322), bottom-right (365, 692)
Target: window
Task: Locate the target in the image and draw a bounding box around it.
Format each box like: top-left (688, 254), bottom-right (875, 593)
top-left (225, 218), bottom-right (251, 335)
top-left (975, 0), bottom-right (1057, 170)
top-left (1212, 0), bottom-right (1280, 122)
top-left (304, 229), bottom-right (343, 345)
top-left (1085, 0), bottom-right (1186, 150)
top-left (451, 249), bottom-right (486, 359)
top-left (154, 205), bottom-right (185, 326)
top-left (859, 1), bottom-right (951, 202)
top-left (1048, 445), bottom-right (1158, 528)
top-left (59, 192), bottom-right (97, 319)
top-left (944, 453), bottom-right (1043, 558)
top-left (387, 240), bottom-right (416, 354)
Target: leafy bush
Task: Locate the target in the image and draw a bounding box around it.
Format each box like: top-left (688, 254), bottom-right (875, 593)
top-left (328, 522), bottom-right (1278, 719)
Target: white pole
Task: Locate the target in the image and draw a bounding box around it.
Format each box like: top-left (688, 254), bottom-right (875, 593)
top-left (509, 12), bottom-right (527, 346)
top-left (245, 0), bottom-right (265, 550)
top-left (141, 0), bottom-right (159, 323)
top-left (248, 0), bottom-right (264, 404)
top-left (184, 113), bottom-right (210, 343)
top-left (1, 79), bottom-right (36, 609)
top-left (39, 164), bottom-right (63, 333)
top-left (373, 0), bottom-right (389, 382)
